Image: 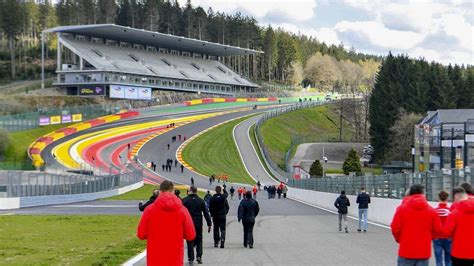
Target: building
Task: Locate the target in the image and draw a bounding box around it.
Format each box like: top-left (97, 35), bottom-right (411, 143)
top-left (414, 109), bottom-right (474, 172)
top-left (41, 24), bottom-right (262, 99)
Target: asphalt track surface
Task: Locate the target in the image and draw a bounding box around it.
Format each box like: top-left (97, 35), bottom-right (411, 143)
top-left (134, 112), bottom-right (399, 265)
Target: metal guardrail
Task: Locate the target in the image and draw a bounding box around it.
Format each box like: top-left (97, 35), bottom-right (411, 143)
top-left (287, 169), bottom-right (473, 201)
top-left (0, 169), bottom-right (143, 198)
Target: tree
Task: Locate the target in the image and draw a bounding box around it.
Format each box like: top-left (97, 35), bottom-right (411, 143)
top-left (0, 0), bottom-right (24, 79)
top-left (342, 148), bottom-right (361, 175)
top-left (304, 52), bottom-right (341, 90)
top-left (289, 61), bottom-right (304, 87)
top-left (309, 160), bottom-right (323, 177)
top-left (97, 0), bottom-right (117, 24)
top-left (386, 110), bottom-right (422, 162)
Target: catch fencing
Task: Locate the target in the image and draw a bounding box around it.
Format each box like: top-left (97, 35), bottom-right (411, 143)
top-left (0, 169), bottom-right (143, 198)
top-left (287, 169), bottom-right (473, 201)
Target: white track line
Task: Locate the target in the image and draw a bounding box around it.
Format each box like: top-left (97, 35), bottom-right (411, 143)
top-left (232, 118), bottom-right (259, 184)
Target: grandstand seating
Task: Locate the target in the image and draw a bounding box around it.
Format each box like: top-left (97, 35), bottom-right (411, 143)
top-left (61, 37), bottom-right (254, 87)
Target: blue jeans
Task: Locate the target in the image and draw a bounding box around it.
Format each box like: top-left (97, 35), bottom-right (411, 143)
top-left (398, 257), bottom-right (429, 266)
top-left (433, 239), bottom-right (452, 266)
top-left (358, 208), bottom-right (368, 230)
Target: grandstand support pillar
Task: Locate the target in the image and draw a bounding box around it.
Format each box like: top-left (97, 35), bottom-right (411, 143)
top-left (41, 31), bottom-right (45, 89)
top-left (79, 57), bottom-right (83, 70)
top-left (57, 33), bottom-right (62, 81)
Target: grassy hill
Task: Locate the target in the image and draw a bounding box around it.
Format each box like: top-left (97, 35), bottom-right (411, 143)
top-left (259, 104), bottom-right (355, 168)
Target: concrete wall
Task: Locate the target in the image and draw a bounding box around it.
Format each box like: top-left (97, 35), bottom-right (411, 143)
top-left (288, 187), bottom-right (437, 226)
top-left (0, 181), bottom-right (143, 210)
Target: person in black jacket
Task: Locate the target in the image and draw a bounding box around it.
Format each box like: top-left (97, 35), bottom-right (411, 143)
top-left (209, 186), bottom-right (229, 248)
top-left (238, 191), bottom-right (260, 249)
top-left (334, 190), bottom-right (350, 233)
top-left (138, 189), bottom-right (159, 212)
top-left (182, 186), bottom-right (212, 264)
top-left (356, 187), bottom-right (371, 232)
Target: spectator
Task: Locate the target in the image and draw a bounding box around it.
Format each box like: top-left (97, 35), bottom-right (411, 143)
top-left (445, 187), bottom-right (474, 266)
top-left (182, 186), bottom-right (212, 264)
top-left (137, 181), bottom-right (195, 266)
top-left (229, 186), bottom-right (235, 200)
top-left (451, 183), bottom-right (474, 211)
top-left (181, 164), bottom-right (184, 173)
top-left (334, 190), bottom-right (350, 233)
top-left (252, 185), bottom-right (258, 199)
top-left (204, 191), bottom-right (212, 209)
top-left (433, 190), bottom-right (451, 266)
top-left (209, 186), bottom-right (229, 248)
top-left (356, 187), bottom-right (371, 232)
top-left (238, 191), bottom-right (260, 249)
top-left (238, 187), bottom-right (244, 200)
top-left (282, 184), bottom-right (288, 198)
top-left (390, 184), bottom-right (443, 266)
top-left (174, 189), bottom-right (181, 199)
top-left (191, 177), bottom-right (194, 186)
top-left (138, 189), bottom-right (159, 212)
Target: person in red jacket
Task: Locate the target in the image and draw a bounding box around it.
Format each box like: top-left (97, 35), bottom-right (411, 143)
top-left (391, 184), bottom-right (443, 266)
top-left (252, 186), bottom-right (258, 199)
top-left (450, 183), bottom-right (474, 211)
top-left (433, 190), bottom-right (451, 266)
top-left (137, 181), bottom-right (196, 266)
top-left (444, 187), bottom-right (474, 266)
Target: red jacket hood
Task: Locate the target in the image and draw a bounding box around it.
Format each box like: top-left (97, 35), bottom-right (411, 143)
top-left (405, 194), bottom-right (429, 210)
top-left (456, 198), bottom-right (474, 214)
top-left (155, 192), bottom-right (182, 212)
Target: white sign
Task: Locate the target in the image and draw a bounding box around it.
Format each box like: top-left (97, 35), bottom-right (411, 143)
top-left (138, 87), bottom-right (152, 100)
top-left (110, 85), bottom-right (125, 98)
top-left (110, 85), bottom-right (151, 100)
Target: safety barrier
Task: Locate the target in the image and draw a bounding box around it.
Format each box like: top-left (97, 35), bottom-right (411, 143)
top-left (184, 97), bottom-right (278, 106)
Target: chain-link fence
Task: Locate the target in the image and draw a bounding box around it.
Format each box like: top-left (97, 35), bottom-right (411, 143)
top-left (0, 169), bottom-right (143, 198)
top-left (287, 169), bottom-right (473, 201)
top-left (0, 103), bottom-right (124, 132)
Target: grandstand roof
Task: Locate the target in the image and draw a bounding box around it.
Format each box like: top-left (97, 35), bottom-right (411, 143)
top-left (45, 24), bottom-right (263, 56)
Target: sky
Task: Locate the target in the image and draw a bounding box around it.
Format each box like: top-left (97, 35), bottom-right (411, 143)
top-left (178, 0), bottom-right (473, 65)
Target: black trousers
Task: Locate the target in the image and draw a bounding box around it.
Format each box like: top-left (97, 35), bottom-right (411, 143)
top-left (212, 217), bottom-right (226, 244)
top-left (452, 256), bottom-right (474, 266)
top-left (243, 221), bottom-right (255, 246)
top-left (186, 226), bottom-right (202, 261)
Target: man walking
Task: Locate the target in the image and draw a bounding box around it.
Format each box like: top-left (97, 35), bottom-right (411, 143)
top-left (182, 186), bottom-right (212, 264)
top-left (433, 190), bottom-right (451, 266)
top-left (229, 186), bottom-right (235, 200)
top-left (334, 190), bottom-right (350, 233)
top-left (252, 185), bottom-right (258, 199)
top-left (137, 181), bottom-right (195, 266)
top-left (138, 189), bottom-right (159, 212)
top-left (445, 187), bottom-right (474, 266)
top-left (204, 191), bottom-right (212, 209)
top-left (191, 177), bottom-right (194, 186)
top-left (209, 186), bottom-right (229, 248)
top-left (391, 184), bottom-right (443, 266)
top-left (238, 191), bottom-right (260, 249)
top-left (181, 164), bottom-right (184, 173)
top-left (356, 187), bottom-right (371, 232)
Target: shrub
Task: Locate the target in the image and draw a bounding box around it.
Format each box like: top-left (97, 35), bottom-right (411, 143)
top-left (342, 147), bottom-right (361, 175)
top-left (309, 159), bottom-right (323, 177)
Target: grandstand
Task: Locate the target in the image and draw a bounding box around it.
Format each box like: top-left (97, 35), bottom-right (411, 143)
top-left (41, 24), bottom-right (262, 98)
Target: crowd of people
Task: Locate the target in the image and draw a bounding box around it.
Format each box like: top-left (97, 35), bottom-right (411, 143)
top-left (137, 181), bottom-right (260, 265)
top-left (264, 182), bottom-right (288, 199)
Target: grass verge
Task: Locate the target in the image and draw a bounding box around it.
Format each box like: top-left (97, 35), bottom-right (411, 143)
top-left (0, 215), bottom-right (144, 265)
top-left (182, 116), bottom-right (256, 185)
top-left (103, 184), bottom-right (205, 200)
top-left (259, 104), bottom-right (354, 168)
top-left (1, 124), bottom-right (72, 170)
top-left (249, 124), bottom-right (277, 181)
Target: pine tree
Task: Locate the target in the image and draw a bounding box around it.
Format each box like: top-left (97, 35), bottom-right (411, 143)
top-left (309, 160), bottom-right (323, 177)
top-left (342, 148), bottom-right (361, 175)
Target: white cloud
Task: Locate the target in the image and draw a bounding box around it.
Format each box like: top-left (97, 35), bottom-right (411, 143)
top-left (179, 0), bottom-right (316, 21)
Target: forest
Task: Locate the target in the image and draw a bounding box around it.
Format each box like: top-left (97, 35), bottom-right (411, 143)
top-left (369, 53), bottom-right (474, 164)
top-left (0, 0), bottom-right (380, 88)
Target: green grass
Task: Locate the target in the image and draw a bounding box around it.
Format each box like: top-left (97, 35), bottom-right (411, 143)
top-left (0, 215), bottom-right (145, 265)
top-left (182, 116), bottom-right (256, 185)
top-left (260, 104), bottom-right (354, 168)
top-left (2, 124), bottom-right (71, 169)
top-left (103, 184), bottom-right (205, 200)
